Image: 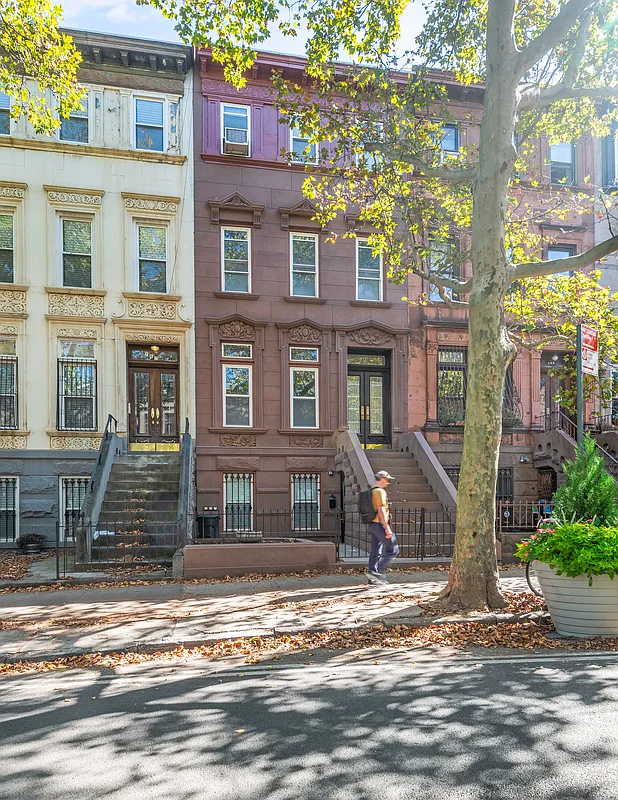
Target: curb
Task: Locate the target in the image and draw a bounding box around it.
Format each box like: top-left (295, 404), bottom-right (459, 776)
top-left (0, 611), bottom-right (550, 665)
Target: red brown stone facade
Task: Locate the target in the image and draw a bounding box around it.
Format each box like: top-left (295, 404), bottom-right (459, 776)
top-left (194, 50), bottom-right (597, 519)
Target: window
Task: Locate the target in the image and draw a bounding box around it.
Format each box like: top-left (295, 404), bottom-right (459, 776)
top-left (290, 127), bottom-right (317, 163)
top-left (290, 347), bottom-right (319, 362)
top-left (60, 477), bottom-right (89, 527)
top-left (292, 473), bottom-right (320, 530)
top-left (0, 477), bottom-right (17, 543)
top-left (57, 340), bottom-right (97, 431)
top-left (357, 239), bottom-right (383, 301)
top-left (60, 96), bottom-right (89, 143)
top-left (0, 93), bottom-right (9, 135)
top-left (547, 244), bottom-right (575, 278)
top-left (440, 123), bottom-right (459, 155)
top-left (444, 467), bottom-right (513, 502)
top-left (437, 346), bottom-right (467, 426)
top-left (135, 98), bottom-right (165, 152)
top-left (0, 213), bottom-right (14, 283)
top-left (428, 239), bottom-right (459, 302)
top-left (221, 104), bottom-right (250, 156)
top-left (601, 134), bottom-right (618, 192)
top-left (223, 364), bottom-right (252, 427)
top-left (290, 233), bottom-right (318, 297)
top-left (0, 339), bottom-right (17, 430)
top-left (222, 343), bottom-right (252, 359)
top-left (61, 218), bottom-right (92, 288)
top-left (222, 227), bottom-right (251, 293)
top-left (550, 142), bottom-right (576, 185)
top-left (137, 224), bottom-right (167, 293)
top-left (223, 473), bottom-right (253, 531)
top-left (291, 367), bottom-right (318, 428)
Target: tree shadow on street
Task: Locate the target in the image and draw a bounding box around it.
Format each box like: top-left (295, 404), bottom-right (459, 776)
top-left (1, 647), bottom-right (618, 799)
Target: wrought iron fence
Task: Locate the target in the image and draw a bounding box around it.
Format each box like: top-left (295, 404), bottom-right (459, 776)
top-left (55, 518), bottom-right (181, 578)
top-left (496, 501), bottom-right (554, 535)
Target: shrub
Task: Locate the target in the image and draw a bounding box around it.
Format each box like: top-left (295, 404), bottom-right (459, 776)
top-left (552, 434), bottom-right (618, 526)
top-left (515, 522), bottom-right (618, 582)
top-left (16, 533), bottom-right (47, 552)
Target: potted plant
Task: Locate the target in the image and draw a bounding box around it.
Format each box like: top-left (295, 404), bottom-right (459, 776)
top-left (16, 532), bottom-right (48, 555)
top-left (517, 435), bottom-right (618, 637)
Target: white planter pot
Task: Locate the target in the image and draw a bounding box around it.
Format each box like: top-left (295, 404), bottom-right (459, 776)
top-left (533, 560), bottom-right (618, 638)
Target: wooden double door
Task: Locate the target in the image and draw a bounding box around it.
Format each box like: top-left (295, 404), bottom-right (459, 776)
top-left (128, 344), bottom-right (180, 451)
top-left (347, 351), bottom-right (391, 448)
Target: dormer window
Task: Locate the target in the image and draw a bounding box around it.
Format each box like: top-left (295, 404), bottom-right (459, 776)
top-left (221, 104), bottom-right (250, 156)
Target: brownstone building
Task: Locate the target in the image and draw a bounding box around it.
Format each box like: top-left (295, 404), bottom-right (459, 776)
top-left (194, 49), bottom-right (597, 535)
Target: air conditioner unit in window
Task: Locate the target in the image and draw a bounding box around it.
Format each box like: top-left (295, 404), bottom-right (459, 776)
top-left (223, 127), bottom-right (249, 156)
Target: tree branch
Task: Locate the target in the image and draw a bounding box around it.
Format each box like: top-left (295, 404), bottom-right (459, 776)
top-left (508, 332), bottom-right (570, 350)
top-left (513, 235), bottom-right (618, 280)
top-left (365, 142), bottom-right (478, 183)
top-left (516, 0), bottom-right (598, 79)
top-left (519, 84), bottom-right (618, 113)
top-left (405, 263), bottom-right (473, 293)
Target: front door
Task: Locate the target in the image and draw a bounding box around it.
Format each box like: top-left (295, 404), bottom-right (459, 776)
top-left (128, 344), bottom-right (180, 451)
top-left (347, 351), bottom-right (391, 448)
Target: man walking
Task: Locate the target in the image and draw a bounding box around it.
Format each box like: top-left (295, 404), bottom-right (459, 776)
top-left (366, 470), bottom-right (399, 585)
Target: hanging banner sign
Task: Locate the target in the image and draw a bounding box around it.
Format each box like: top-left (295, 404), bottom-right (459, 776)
top-left (580, 325), bottom-right (599, 377)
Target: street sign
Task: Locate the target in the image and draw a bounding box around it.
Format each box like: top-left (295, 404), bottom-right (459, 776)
top-left (581, 325), bottom-right (599, 377)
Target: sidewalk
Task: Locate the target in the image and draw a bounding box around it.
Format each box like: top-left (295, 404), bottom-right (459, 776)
top-left (0, 569), bottom-right (530, 663)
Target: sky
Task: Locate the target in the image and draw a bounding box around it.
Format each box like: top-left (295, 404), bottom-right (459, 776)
top-left (59, 0), bottom-right (424, 55)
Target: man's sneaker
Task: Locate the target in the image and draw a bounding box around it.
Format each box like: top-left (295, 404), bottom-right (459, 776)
top-left (366, 570), bottom-right (387, 585)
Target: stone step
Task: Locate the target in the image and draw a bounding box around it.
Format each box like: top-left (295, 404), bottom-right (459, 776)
top-left (366, 452), bottom-right (420, 461)
top-left (115, 455), bottom-right (181, 466)
top-left (109, 470), bottom-right (180, 482)
top-left (98, 510), bottom-right (179, 524)
top-left (103, 490), bottom-right (179, 503)
top-left (100, 500), bottom-right (179, 513)
top-left (106, 479), bottom-right (180, 491)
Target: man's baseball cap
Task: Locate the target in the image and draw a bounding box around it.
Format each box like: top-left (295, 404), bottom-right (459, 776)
top-left (375, 470), bottom-right (394, 481)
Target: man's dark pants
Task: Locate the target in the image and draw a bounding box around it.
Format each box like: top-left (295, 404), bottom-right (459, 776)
top-left (368, 522), bottom-right (399, 574)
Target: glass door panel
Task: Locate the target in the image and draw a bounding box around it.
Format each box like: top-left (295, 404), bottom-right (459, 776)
top-left (347, 354), bottom-right (391, 448)
top-left (134, 372), bottom-right (150, 436)
top-left (160, 373), bottom-right (178, 437)
top-left (347, 375), bottom-right (361, 434)
top-left (369, 375), bottom-right (384, 435)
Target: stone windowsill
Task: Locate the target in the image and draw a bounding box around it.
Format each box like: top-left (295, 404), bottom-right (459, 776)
top-left (213, 291), bottom-right (260, 301)
top-left (122, 291), bottom-right (181, 302)
top-left (47, 429), bottom-right (104, 437)
top-left (349, 300), bottom-right (392, 309)
top-left (45, 286), bottom-right (106, 297)
top-left (278, 428), bottom-right (333, 436)
top-left (284, 296), bottom-right (327, 305)
top-left (0, 283), bottom-right (29, 292)
top-left (209, 427), bottom-right (267, 435)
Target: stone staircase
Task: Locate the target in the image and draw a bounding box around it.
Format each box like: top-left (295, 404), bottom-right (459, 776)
top-left (365, 450), bottom-right (444, 511)
top-left (91, 453), bottom-right (181, 567)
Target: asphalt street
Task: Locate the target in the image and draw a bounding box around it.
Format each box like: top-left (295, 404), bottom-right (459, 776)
top-left (2, 647), bottom-right (618, 800)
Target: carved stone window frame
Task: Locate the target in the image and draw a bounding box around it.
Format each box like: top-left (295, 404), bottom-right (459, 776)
top-left (207, 315), bottom-right (266, 432)
top-left (46, 318), bottom-right (105, 439)
top-left (0, 319), bottom-right (27, 435)
top-left (277, 320), bottom-right (332, 433)
top-left (122, 193), bottom-right (179, 296)
top-left (0, 182), bottom-right (27, 286)
top-left (44, 186), bottom-right (104, 290)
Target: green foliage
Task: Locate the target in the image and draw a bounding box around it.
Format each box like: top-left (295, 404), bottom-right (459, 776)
top-left (0, 0), bottom-right (85, 134)
top-left (515, 522), bottom-right (618, 582)
top-left (552, 434), bottom-right (618, 525)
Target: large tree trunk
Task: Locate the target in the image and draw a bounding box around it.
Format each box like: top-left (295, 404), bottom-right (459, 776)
top-left (441, 0), bottom-right (518, 610)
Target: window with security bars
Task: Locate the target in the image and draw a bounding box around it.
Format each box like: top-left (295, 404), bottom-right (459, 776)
top-left (138, 225), bottom-right (167, 293)
top-left (0, 339), bottom-right (17, 430)
top-left (445, 467), bottom-right (513, 502)
top-left (0, 477), bottom-right (17, 543)
top-left (0, 213), bottom-right (14, 283)
top-left (0, 93), bottom-right (9, 135)
top-left (135, 98), bottom-right (165, 152)
top-left (62, 218), bottom-right (92, 288)
top-left (61, 477), bottom-right (89, 527)
top-left (291, 473), bottom-right (320, 530)
top-left (57, 341), bottom-right (97, 431)
top-left (60, 96), bottom-right (88, 143)
top-left (223, 473), bottom-right (253, 531)
top-left (437, 346), bottom-right (467, 426)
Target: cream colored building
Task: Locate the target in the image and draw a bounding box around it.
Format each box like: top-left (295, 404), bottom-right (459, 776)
top-left (0, 31), bottom-right (194, 543)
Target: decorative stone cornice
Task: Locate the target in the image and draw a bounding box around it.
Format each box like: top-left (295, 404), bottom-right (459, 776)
top-left (49, 435), bottom-right (102, 450)
top-left (209, 192), bottom-right (264, 228)
top-left (278, 199), bottom-right (320, 231)
top-left (44, 186), bottom-right (104, 206)
top-left (128, 300), bottom-right (177, 320)
top-left (220, 434), bottom-right (257, 448)
top-left (218, 320), bottom-right (255, 340)
top-left (122, 192), bottom-right (180, 214)
top-left (0, 181), bottom-right (27, 200)
top-left (57, 327), bottom-right (98, 339)
top-left (0, 433), bottom-right (28, 450)
top-left (287, 324), bottom-right (323, 344)
top-left (48, 293), bottom-right (105, 317)
top-left (289, 436), bottom-right (323, 448)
